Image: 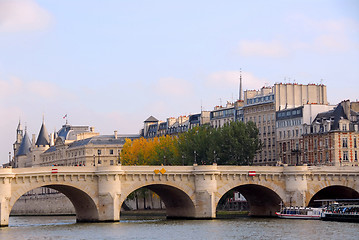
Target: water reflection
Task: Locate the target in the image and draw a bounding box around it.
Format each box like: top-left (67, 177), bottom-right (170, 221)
top-left (2, 216), bottom-right (359, 240)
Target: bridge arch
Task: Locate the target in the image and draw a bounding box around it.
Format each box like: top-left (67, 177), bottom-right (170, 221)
top-left (10, 183), bottom-right (99, 223)
top-left (216, 183), bottom-right (284, 217)
top-left (120, 183), bottom-right (196, 219)
top-left (308, 185), bottom-right (359, 207)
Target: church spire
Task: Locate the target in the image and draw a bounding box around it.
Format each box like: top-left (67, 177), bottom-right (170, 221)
top-left (239, 69), bottom-right (243, 101)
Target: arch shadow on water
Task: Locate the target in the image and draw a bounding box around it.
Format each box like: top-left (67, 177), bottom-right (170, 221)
top-left (216, 184), bottom-right (282, 218)
top-left (120, 184), bottom-right (196, 220)
top-left (308, 185), bottom-right (359, 207)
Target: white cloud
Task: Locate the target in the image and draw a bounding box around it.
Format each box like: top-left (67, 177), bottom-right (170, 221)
top-left (0, 76), bottom-right (66, 100)
top-left (206, 70), bottom-right (268, 90)
top-left (0, 0), bottom-right (53, 33)
top-left (289, 15), bottom-right (359, 54)
top-left (290, 14), bottom-right (359, 34)
top-left (238, 40), bottom-right (288, 58)
top-left (154, 77), bottom-right (194, 97)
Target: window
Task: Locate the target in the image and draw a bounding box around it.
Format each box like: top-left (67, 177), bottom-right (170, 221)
top-left (325, 138), bottom-right (328, 148)
top-left (98, 149), bottom-right (102, 155)
top-left (343, 124), bottom-right (347, 131)
top-left (343, 138), bottom-right (348, 148)
top-left (110, 160), bottom-right (114, 165)
top-left (314, 139), bottom-right (317, 149)
top-left (343, 151), bottom-right (349, 161)
top-left (326, 152), bottom-right (329, 162)
top-left (355, 151), bottom-right (358, 161)
top-left (354, 137), bottom-right (357, 148)
top-left (110, 149), bottom-right (114, 155)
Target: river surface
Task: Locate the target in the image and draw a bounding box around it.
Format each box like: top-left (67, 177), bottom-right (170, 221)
top-left (0, 216), bottom-right (358, 240)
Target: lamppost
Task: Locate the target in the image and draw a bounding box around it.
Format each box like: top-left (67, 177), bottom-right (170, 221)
top-left (194, 151), bottom-right (197, 164)
top-left (182, 155), bottom-right (185, 166)
top-left (8, 152), bottom-right (11, 167)
top-left (213, 150), bottom-right (217, 164)
top-left (163, 155), bottom-right (166, 166)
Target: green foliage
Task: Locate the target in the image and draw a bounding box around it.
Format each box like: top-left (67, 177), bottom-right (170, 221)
top-left (178, 121), bottom-right (261, 165)
top-left (121, 121), bottom-right (261, 166)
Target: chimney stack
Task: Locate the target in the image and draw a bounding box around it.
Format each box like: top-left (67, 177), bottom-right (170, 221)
top-left (32, 134), bottom-right (36, 147)
top-left (114, 130), bottom-right (118, 139)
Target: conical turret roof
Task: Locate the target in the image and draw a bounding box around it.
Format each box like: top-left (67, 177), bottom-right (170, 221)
top-left (16, 131), bottom-right (31, 156)
top-left (35, 122), bottom-right (50, 146)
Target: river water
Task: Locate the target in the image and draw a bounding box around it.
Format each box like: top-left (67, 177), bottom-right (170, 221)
top-left (1, 216), bottom-right (358, 240)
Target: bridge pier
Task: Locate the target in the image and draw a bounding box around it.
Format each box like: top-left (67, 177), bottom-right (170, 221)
top-left (0, 169), bottom-right (12, 227)
top-left (284, 166), bottom-right (308, 207)
top-left (96, 169), bottom-right (122, 223)
top-left (0, 198), bottom-right (10, 227)
top-left (193, 165), bottom-right (218, 219)
top-left (96, 192), bottom-right (120, 222)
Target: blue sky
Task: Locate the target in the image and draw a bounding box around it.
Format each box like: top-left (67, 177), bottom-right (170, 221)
top-left (0, 0), bottom-right (358, 164)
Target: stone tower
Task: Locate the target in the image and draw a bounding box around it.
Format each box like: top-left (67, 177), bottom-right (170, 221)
top-left (13, 120), bottom-right (23, 158)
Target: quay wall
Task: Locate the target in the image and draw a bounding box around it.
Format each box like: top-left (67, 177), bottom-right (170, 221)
top-left (10, 191), bottom-right (164, 215)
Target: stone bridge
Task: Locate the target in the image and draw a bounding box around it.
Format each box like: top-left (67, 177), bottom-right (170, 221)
top-left (1, 164), bottom-right (359, 227)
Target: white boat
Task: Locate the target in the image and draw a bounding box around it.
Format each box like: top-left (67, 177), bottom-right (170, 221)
top-left (276, 207), bottom-right (322, 220)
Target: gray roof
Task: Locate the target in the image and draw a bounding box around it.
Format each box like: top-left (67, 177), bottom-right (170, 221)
top-left (67, 135), bottom-right (140, 149)
top-left (43, 145), bottom-right (57, 154)
top-left (16, 131), bottom-right (31, 156)
top-left (144, 116), bottom-right (158, 122)
top-left (314, 101), bottom-right (359, 131)
top-left (57, 124), bottom-right (90, 141)
top-left (35, 122), bottom-right (50, 146)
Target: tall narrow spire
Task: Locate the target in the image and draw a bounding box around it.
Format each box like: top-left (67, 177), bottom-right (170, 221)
top-left (239, 69), bottom-right (243, 101)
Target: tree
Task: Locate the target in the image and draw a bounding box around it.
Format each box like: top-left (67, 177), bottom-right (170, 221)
top-left (121, 121), bottom-right (260, 166)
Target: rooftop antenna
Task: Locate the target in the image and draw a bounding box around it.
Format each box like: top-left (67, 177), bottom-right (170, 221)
top-left (200, 99), bottom-right (203, 112)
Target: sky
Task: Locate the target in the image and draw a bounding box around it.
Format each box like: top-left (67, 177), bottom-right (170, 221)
top-left (0, 0), bottom-right (358, 165)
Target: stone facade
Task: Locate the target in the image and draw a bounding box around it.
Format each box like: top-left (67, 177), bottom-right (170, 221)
top-left (276, 104), bottom-right (335, 165)
top-left (12, 123), bottom-right (139, 168)
top-left (302, 100), bottom-right (359, 166)
top-left (243, 87), bottom-right (276, 165)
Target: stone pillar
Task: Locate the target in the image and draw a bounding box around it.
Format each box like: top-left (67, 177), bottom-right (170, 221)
top-left (193, 164), bottom-right (218, 219)
top-left (0, 169), bottom-right (13, 227)
top-left (97, 166), bottom-right (122, 222)
top-left (284, 165), bottom-right (308, 207)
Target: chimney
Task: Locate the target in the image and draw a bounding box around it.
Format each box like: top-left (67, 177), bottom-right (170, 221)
top-left (342, 100), bottom-right (351, 120)
top-left (114, 130), bottom-right (118, 139)
top-left (32, 134), bottom-right (36, 147)
top-left (50, 132), bottom-right (54, 146)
